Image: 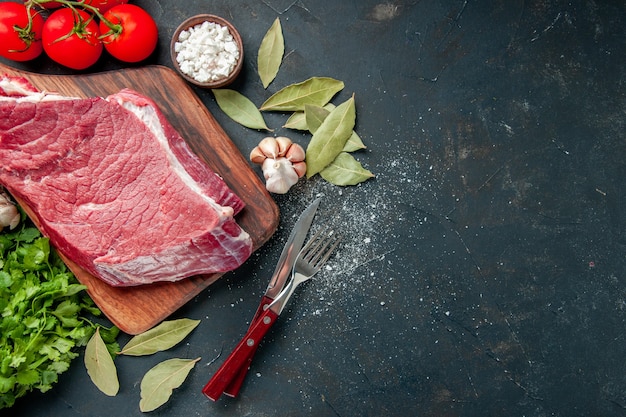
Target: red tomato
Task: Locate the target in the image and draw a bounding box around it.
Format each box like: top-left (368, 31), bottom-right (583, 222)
top-left (37, 2), bottom-right (64, 9)
top-left (85, 0), bottom-right (129, 14)
top-left (42, 7), bottom-right (103, 70)
top-left (0, 2), bottom-right (44, 61)
top-left (99, 4), bottom-right (157, 63)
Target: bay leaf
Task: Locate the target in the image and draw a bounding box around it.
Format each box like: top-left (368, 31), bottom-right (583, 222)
top-left (139, 357), bottom-right (201, 412)
top-left (304, 104), bottom-right (365, 152)
top-left (258, 17), bottom-right (284, 89)
top-left (304, 104), bottom-right (330, 133)
top-left (305, 94), bottom-right (356, 177)
top-left (85, 327), bottom-right (119, 397)
top-left (260, 77), bottom-right (344, 112)
top-left (283, 111), bottom-right (308, 130)
top-left (343, 131), bottom-right (367, 152)
top-left (283, 103), bottom-right (335, 130)
top-left (213, 89), bottom-right (272, 131)
top-left (320, 152), bottom-right (374, 186)
top-left (119, 318), bottom-right (200, 356)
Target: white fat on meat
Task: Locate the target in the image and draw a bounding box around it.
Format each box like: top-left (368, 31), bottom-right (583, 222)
top-left (112, 97), bottom-right (235, 219)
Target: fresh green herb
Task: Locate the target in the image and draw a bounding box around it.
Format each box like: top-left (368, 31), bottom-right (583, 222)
top-left (258, 17), bottom-right (284, 88)
top-left (0, 213), bottom-right (117, 409)
top-left (0, 202), bottom-right (199, 411)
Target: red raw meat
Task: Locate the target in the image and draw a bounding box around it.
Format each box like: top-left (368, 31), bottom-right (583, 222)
top-left (0, 75), bottom-right (252, 286)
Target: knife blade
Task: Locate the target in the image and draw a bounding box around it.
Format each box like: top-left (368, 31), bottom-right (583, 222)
top-left (261, 197), bottom-right (321, 301)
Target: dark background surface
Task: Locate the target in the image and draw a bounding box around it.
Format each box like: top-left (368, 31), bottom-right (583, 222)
top-left (2, 0), bottom-right (626, 416)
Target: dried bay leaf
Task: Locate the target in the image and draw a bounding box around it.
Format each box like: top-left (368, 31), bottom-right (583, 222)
top-left (304, 104), bottom-right (365, 152)
top-left (283, 111), bottom-right (308, 130)
top-left (258, 17), bottom-right (284, 88)
top-left (139, 357), bottom-right (201, 412)
top-left (305, 94), bottom-right (356, 177)
top-left (343, 131), bottom-right (366, 152)
top-left (283, 103), bottom-right (335, 130)
top-left (85, 327), bottom-right (119, 396)
top-left (320, 152), bottom-right (374, 186)
top-left (304, 104), bottom-right (330, 133)
top-left (260, 77), bottom-right (344, 112)
top-left (119, 318), bottom-right (200, 356)
top-left (213, 89), bottom-right (272, 131)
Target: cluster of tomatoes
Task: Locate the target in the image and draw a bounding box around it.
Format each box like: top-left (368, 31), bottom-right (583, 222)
top-left (0, 0), bottom-right (158, 70)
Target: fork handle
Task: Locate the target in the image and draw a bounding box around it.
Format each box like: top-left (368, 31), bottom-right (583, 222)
top-left (202, 308), bottom-right (279, 401)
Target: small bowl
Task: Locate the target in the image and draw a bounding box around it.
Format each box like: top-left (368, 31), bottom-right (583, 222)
top-left (170, 14), bottom-right (244, 88)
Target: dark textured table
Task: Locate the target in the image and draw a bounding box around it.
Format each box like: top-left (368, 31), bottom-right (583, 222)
top-left (3, 1), bottom-right (625, 416)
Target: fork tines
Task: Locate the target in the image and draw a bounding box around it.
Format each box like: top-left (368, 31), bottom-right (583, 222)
top-left (301, 227), bottom-right (342, 269)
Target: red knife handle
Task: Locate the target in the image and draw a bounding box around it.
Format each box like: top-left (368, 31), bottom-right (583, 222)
top-left (202, 308), bottom-right (279, 401)
top-left (223, 295), bottom-right (274, 397)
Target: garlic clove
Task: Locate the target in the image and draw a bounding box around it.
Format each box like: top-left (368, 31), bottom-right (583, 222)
top-left (292, 161), bottom-right (307, 178)
top-left (275, 136), bottom-right (293, 157)
top-left (249, 146), bottom-right (267, 164)
top-left (285, 142), bottom-right (305, 162)
top-left (257, 137), bottom-right (280, 159)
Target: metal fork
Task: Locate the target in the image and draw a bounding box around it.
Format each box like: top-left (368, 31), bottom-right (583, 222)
top-left (269, 227), bottom-right (341, 314)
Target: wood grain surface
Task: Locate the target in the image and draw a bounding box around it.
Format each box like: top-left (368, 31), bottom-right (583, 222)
top-left (0, 63), bottom-right (279, 334)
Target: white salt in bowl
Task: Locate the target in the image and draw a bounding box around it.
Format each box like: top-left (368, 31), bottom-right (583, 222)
top-left (170, 14), bottom-right (244, 88)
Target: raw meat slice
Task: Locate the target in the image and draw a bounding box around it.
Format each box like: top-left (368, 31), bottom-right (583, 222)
top-left (0, 76), bottom-right (253, 286)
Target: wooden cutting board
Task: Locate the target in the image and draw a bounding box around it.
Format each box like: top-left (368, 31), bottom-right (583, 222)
top-left (0, 63), bottom-right (279, 334)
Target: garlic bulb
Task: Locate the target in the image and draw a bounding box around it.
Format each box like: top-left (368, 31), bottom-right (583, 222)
top-left (250, 137), bottom-right (306, 194)
top-left (0, 190), bottom-right (20, 231)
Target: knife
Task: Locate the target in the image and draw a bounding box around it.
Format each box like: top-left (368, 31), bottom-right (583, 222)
top-left (203, 197), bottom-right (321, 401)
top-left (223, 197), bottom-right (321, 396)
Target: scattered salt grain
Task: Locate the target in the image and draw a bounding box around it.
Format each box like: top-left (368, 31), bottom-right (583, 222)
top-left (174, 21), bottom-right (239, 83)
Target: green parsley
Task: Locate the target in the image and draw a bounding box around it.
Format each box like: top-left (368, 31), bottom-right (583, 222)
top-left (0, 210), bottom-right (118, 409)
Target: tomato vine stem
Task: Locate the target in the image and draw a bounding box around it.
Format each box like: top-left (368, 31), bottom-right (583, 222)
top-left (8, 3), bottom-right (42, 53)
top-left (26, 0), bottom-right (123, 42)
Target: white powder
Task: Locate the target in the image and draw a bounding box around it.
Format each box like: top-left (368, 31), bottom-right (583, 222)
top-left (271, 175), bottom-right (394, 313)
top-left (174, 21), bottom-right (239, 83)
top-left (268, 140), bottom-right (430, 320)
